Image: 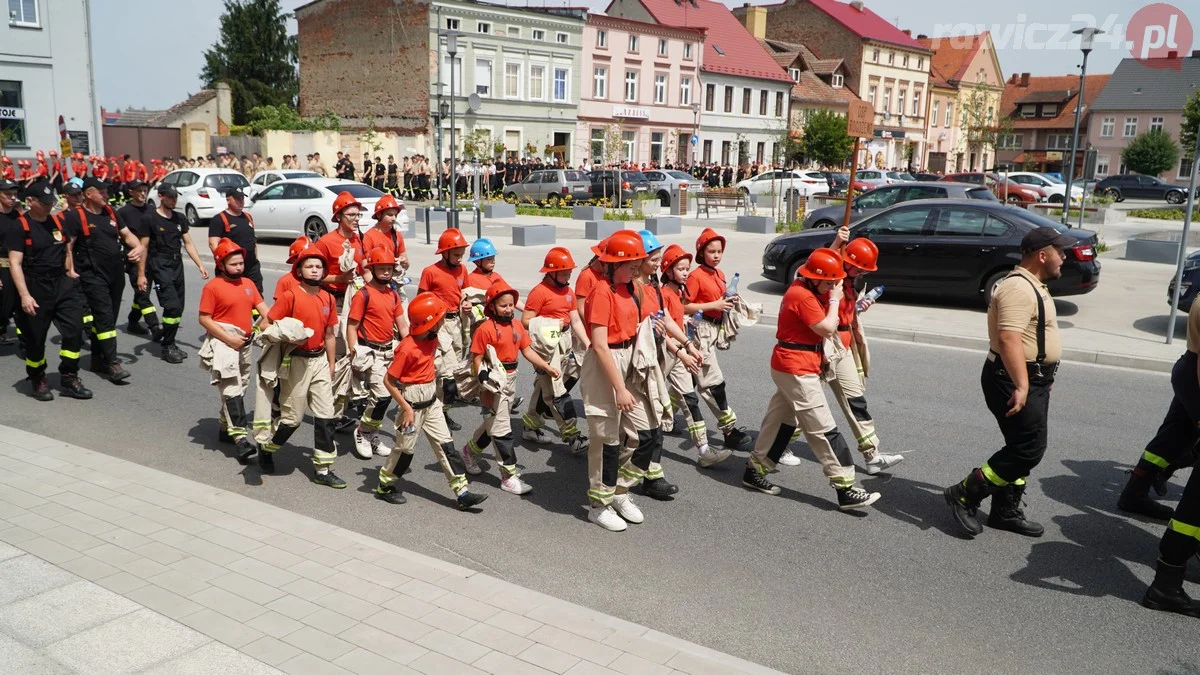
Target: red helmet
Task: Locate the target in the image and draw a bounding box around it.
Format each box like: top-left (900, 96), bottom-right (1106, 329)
top-left (436, 228), bottom-right (469, 254)
top-left (598, 230), bottom-right (647, 263)
top-left (291, 248), bottom-right (327, 281)
top-left (36, 150), bottom-right (44, 160)
top-left (540, 247), bottom-right (576, 273)
top-left (696, 227), bottom-right (725, 254)
top-left (366, 246), bottom-right (397, 268)
top-left (213, 238), bottom-right (246, 267)
top-left (589, 238), bottom-right (607, 258)
top-left (286, 235), bottom-right (312, 264)
top-left (331, 191), bottom-right (363, 219)
top-left (660, 244), bottom-right (692, 274)
top-left (798, 248), bottom-right (847, 281)
top-left (408, 292), bottom-right (447, 335)
top-left (843, 238), bottom-right (879, 272)
top-left (0, 157), bottom-right (10, 164)
top-left (484, 281), bottom-right (519, 317)
top-left (373, 194), bottom-right (401, 219)
top-left (49, 150), bottom-right (57, 157)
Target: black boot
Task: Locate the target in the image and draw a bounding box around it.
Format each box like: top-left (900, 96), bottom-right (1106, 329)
top-left (987, 484), bottom-right (1044, 537)
top-left (444, 410), bottom-right (461, 432)
top-left (59, 374), bottom-right (93, 400)
top-left (723, 427), bottom-right (753, 452)
top-left (30, 375), bottom-right (53, 402)
top-left (127, 319), bottom-right (148, 336)
top-left (1142, 559), bottom-right (1200, 617)
top-left (944, 468), bottom-right (994, 537)
top-left (1118, 468), bottom-right (1174, 521)
top-left (258, 448), bottom-right (275, 474)
top-left (640, 477), bottom-right (679, 500)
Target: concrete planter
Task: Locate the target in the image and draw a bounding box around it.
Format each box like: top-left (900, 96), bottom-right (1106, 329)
top-left (1126, 237), bottom-right (1180, 264)
top-left (573, 205), bottom-right (605, 220)
top-left (644, 217), bottom-right (681, 236)
top-left (512, 224), bottom-right (556, 246)
top-left (633, 199), bottom-right (660, 216)
top-left (585, 220), bottom-right (625, 239)
top-left (483, 203), bottom-right (516, 218)
top-left (736, 215), bottom-right (775, 234)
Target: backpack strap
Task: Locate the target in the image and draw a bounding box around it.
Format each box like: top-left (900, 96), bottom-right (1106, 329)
top-left (1005, 272), bottom-right (1046, 365)
top-left (17, 214), bottom-right (64, 247)
top-left (75, 206), bottom-right (91, 237)
top-left (219, 211), bottom-right (231, 233)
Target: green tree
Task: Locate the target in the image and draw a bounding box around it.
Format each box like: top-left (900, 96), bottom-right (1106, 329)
top-left (201, 0), bottom-right (298, 125)
top-left (961, 84), bottom-right (1010, 166)
top-left (1182, 89), bottom-right (1200, 159)
top-left (243, 104), bottom-right (339, 134)
top-left (1122, 129), bottom-right (1180, 177)
top-left (800, 109), bottom-right (855, 167)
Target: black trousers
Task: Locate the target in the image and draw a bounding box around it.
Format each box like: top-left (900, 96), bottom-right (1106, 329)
top-left (150, 255), bottom-right (185, 347)
top-left (245, 259), bottom-right (263, 295)
top-left (1140, 352), bottom-right (1200, 473)
top-left (0, 264), bottom-right (16, 335)
top-left (1161, 465), bottom-right (1200, 564)
top-left (15, 272), bottom-right (85, 379)
top-left (980, 358), bottom-right (1054, 485)
top-left (125, 260), bottom-right (160, 328)
top-left (79, 261), bottom-right (124, 367)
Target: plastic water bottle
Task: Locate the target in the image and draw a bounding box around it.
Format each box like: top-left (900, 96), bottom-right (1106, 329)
top-left (687, 311), bottom-right (702, 341)
top-left (857, 285), bottom-right (885, 312)
top-left (725, 272), bottom-right (740, 297)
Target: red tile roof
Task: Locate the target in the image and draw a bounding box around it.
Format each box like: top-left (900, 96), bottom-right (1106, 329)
top-left (621, 0), bottom-right (793, 83)
top-left (792, 70), bottom-right (857, 106)
top-left (917, 32), bottom-right (985, 87)
top-left (1001, 74), bottom-right (1111, 130)
top-left (803, 0), bottom-right (928, 51)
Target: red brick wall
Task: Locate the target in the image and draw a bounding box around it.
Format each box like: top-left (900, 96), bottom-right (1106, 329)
top-left (297, 0), bottom-right (430, 134)
top-left (738, 0), bottom-right (866, 93)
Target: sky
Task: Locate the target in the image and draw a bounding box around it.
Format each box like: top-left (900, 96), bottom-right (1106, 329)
top-left (91, 0), bottom-right (1159, 111)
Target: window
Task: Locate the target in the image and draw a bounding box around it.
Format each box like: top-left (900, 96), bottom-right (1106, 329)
top-left (477, 21), bottom-right (491, 34)
top-left (902, 54), bottom-right (909, 68)
top-left (1096, 154), bottom-right (1110, 177)
top-left (932, 101), bottom-right (940, 126)
top-left (1041, 104), bottom-right (1057, 117)
top-left (1046, 134), bottom-right (1073, 150)
top-left (887, 51), bottom-right (894, 65)
top-left (702, 139), bottom-right (712, 163)
top-left (658, 39), bottom-right (668, 56)
top-left (998, 133), bottom-right (1023, 149)
top-left (775, 91), bottom-right (784, 117)
top-left (945, 102), bottom-right (953, 127)
top-left (625, 71), bottom-right (638, 102)
top-left (593, 67), bottom-right (607, 99)
top-left (680, 77), bottom-right (691, 106)
top-left (445, 17), bottom-right (460, 30)
top-left (868, 85), bottom-right (877, 107)
top-left (556, 33), bottom-right (568, 44)
top-left (532, 29), bottom-right (544, 41)
top-left (912, 90), bottom-right (921, 116)
top-left (596, 30), bottom-right (607, 48)
top-left (705, 83), bottom-right (715, 111)
top-left (507, 26), bottom-right (520, 38)
top-left (505, 62), bottom-right (521, 98)
top-left (441, 54), bottom-right (463, 92)
top-left (862, 206), bottom-right (932, 235)
top-left (902, 185), bottom-right (948, 200)
top-left (898, 88), bottom-right (906, 116)
top-left (788, 68), bottom-right (802, 82)
top-left (1124, 116), bottom-right (1138, 137)
top-left (882, 88), bottom-right (891, 115)
top-left (622, 130), bottom-right (636, 162)
top-left (756, 142), bottom-right (765, 164)
top-left (724, 86), bottom-right (733, 113)
top-left (0, 80), bottom-right (25, 146)
top-left (475, 59), bottom-right (492, 96)
top-left (1021, 104), bottom-right (1036, 118)
top-left (629, 35), bottom-right (639, 52)
top-left (684, 43), bottom-right (693, 59)
top-left (1180, 157), bottom-right (1194, 180)
top-left (553, 68), bottom-right (568, 101)
top-left (591, 128), bottom-right (605, 161)
top-left (650, 132), bottom-right (664, 163)
top-left (1100, 117), bottom-right (1114, 138)
top-left (872, 48), bottom-right (879, 63)
top-left (742, 87), bottom-right (752, 115)
top-left (917, 57), bottom-right (923, 70)
top-left (831, 73), bottom-right (844, 88)
top-left (529, 65), bottom-right (545, 100)
top-left (759, 90), bottom-right (768, 116)
top-left (1151, 116), bottom-right (1165, 132)
top-left (654, 74), bottom-right (667, 104)
top-left (933, 208), bottom-right (1004, 237)
top-left (720, 140), bottom-right (731, 164)
top-left (856, 186), bottom-right (902, 209)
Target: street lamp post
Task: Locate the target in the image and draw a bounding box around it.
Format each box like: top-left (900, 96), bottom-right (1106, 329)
top-left (436, 101), bottom-right (448, 205)
top-left (447, 31), bottom-right (459, 216)
top-left (690, 102), bottom-right (700, 167)
top-left (1062, 26), bottom-right (1103, 226)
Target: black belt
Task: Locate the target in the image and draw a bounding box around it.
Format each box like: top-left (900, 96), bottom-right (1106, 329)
top-left (987, 350), bottom-right (1058, 380)
top-left (837, 324), bottom-right (852, 331)
top-left (359, 337), bottom-right (394, 350)
top-left (698, 313), bottom-right (723, 324)
top-left (501, 361), bottom-right (518, 372)
top-left (445, 311), bottom-right (461, 319)
top-left (410, 398), bottom-right (435, 410)
top-left (777, 340), bottom-right (821, 352)
top-left (291, 347), bottom-right (325, 358)
top-left (609, 338), bottom-right (634, 349)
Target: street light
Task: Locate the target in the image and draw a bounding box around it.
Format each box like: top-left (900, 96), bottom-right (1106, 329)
top-left (690, 102), bottom-right (700, 167)
top-left (1062, 26), bottom-right (1103, 226)
top-left (434, 100), bottom-right (449, 205)
top-left (447, 31), bottom-right (460, 215)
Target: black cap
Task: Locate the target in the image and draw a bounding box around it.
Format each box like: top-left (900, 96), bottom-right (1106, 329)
top-left (224, 186), bottom-right (247, 200)
top-left (1020, 226), bottom-right (1076, 253)
top-left (25, 182), bottom-right (57, 206)
top-left (82, 177), bottom-right (108, 193)
top-left (61, 181), bottom-right (83, 196)
top-left (0, 178), bottom-right (17, 192)
top-left (126, 179), bottom-right (148, 190)
top-left (157, 184), bottom-right (179, 198)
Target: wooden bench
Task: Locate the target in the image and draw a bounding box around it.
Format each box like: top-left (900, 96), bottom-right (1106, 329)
top-left (697, 191), bottom-right (746, 218)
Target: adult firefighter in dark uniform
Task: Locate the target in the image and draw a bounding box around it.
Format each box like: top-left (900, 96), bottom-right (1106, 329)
top-left (4, 181), bottom-right (93, 401)
top-left (207, 187), bottom-right (263, 294)
top-left (0, 177), bottom-right (20, 347)
top-left (62, 178), bottom-right (144, 383)
top-left (141, 184), bottom-right (209, 364)
top-left (944, 227), bottom-right (1075, 539)
top-left (117, 180), bottom-right (162, 340)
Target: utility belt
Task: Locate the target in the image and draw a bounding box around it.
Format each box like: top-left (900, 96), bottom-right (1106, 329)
top-left (151, 250), bottom-right (183, 262)
top-left (501, 361), bottom-right (518, 372)
top-left (987, 350), bottom-right (1058, 382)
top-left (25, 268), bottom-right (65, 281)
top-left (837, 324), bottom-right (852, 332)
top-left (359, 336), bottom-right (394, 351)
top-left (410, 397), bottom-right (436, 410)
top-left (698, 313), bottom-right (723, 325)
top-left (777, 340), bottom-right (821, 352)
top-left (291, 347), bottom-right (326, 358)
top-left (608, 338), bottom-right (634, 349)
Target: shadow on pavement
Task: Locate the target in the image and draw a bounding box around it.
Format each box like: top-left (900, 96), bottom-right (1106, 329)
top-left (1133, 315), bottom-right (1188, 341)
top-left (860, 473), bottom-right (976, 538)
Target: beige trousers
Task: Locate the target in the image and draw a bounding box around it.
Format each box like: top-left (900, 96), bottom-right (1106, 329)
top-left (435, 314), bottom-right (464, 379)
top-left (827, 345), bottom-right (879, 455)
top-left (749, 369), bottom-right (855, 488)
top-left (379, 381), bottom-right (465, 493)
top-left (523, 326), bottom-right (581, 439)
top-left (582, 345), bottom-right (657, 507)
top-left (277, 354), bottom-right (338, 469)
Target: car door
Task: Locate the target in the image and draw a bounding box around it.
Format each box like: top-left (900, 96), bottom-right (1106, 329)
top-left (291, 184), bottom-right (326, 234)
top-left (246, 183), bottom-right (286, 231)
top-left (644, 171), bottom-right (663, 194)
top-left (852, 204), bottom-right (936, 289)
top-left (1140, 175), bottom-right (1165, 200)
top-left (921, 206), bottom-right (1014, 292)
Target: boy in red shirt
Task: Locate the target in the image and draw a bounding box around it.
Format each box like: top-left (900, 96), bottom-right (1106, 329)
top-left (261, 247), bottom-right (343, 488)
top-left (314, 191), bottom-right (366, 305)
top-left (462, 282), bottom-right (557, 495)
top-left (375, 292), bottom-right (487, 510)
top-left (197, 239), bottom-right (270, 464)
top-left (418, 228), bottom-right (470, 431)
top-left (275, 236), bottom-right (311, 302)
top-left (361, 195), bottom-right (409, 272)
top-left (348, 247), bottom-right (408, 460)
top-left (742, 248), bottom-right (880, 510)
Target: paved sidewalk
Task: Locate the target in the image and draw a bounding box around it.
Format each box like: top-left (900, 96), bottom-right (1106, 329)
top-left (0, 425), bottom-right (782, 675)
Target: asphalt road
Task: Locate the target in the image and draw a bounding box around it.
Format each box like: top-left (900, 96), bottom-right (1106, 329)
top-left (1, 264), bottom-right (1196, 675)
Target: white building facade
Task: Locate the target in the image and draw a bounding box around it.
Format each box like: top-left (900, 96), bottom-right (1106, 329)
top-left (697, 72), bottom-right (791, 166)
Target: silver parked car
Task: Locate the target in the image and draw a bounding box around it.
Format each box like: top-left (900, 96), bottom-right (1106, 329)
top-left (644, 169), bottom-right (701, 206)
top-left (803, 181), bottom-right (996, 229)
top-left (503, 169), bottom-right (592, 205)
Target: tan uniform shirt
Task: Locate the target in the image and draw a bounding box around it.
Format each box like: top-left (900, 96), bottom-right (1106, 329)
top-left (987, 265), bottom-right (1061, 364)
top-left (1186, 296), bottom-right (1200, 353)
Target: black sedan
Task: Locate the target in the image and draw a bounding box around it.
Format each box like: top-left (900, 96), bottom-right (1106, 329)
top-left (762, 199), bottom-right (1101, 304)
top-left (1168, 250), bottom-right (1200, 311)
top-left (1096, 174), bottom-right (1197, 204)
top-left (822, 171), bottom-right (849, 195)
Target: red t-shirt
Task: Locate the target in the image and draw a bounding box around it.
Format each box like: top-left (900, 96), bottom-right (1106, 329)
top-left (388, 335), bottom-right (437, 385)
top-left (418, 260), bottom-right (467, 310)
top-left (199, 276), bottom-right (263, 336)
top-left (273, 273), bottom-right (300, 303)
top-left (349, 284), bottom-right (403, 343)
top-left (686, 265), bottom-right (727, 321)
top-left (470, 318), bottom-right (531, 365)
top-left (772, 281), bottom-right (827, 375)
top-left (575, 266), bottom-right (602, 312)
top-left (269, 288), bottom-right (338, 352)
top-left (122, 163), bottom-right (137, 182)
top-left (466, 268), bottom-right (507, 292)
top-left (639, 281), bottom-right (662, 315)
top-left (362, 226), bottom-right (406, 258)
top-left (661, 284), bottom-right (686, 329)
top-left (315, 229), bottom-right (365, 294)
top-left (525, 281), bottom-right (575, 325)
top-left (837, 279), bottom-right (858, 348)
top-left (586, 282), bottom-right (646, 344)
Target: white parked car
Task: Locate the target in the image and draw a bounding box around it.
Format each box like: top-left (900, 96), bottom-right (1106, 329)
top-left (246, 170), bottom-right (322, 198)
top-left (1006, 172), bottom-right (1083, 203)
top-left (735, 170), bottom-right (831, 199)
top-left (148, 169), bottom-right (251, 226)
top-left (245, 178), bottom-right (386, 240)
top-left (853, 170), bottom-right (893, 188)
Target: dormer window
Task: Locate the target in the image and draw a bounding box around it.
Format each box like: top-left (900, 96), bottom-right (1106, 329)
top-left (831, 73), bottom-right (844, 88)
top-left (788, 68), bottom-right (801, 82)
top-left (1042, 104), bottom-right (1057, 117)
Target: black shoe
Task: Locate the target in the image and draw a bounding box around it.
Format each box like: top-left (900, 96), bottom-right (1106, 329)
top-left (312, 470), bottom-right (347, 489)
top-left (1143, 560), bottom-right (1200, 618)
top-left (445, 412), bottom-right (462, 432)
top-left (102, 363), bottom-right (131, 383)
top-left (0, 332), bottom-right (14, 346)
top-left (31, 376), bottom-right (53, 402)
top-left (456, 491), bottom-right (488, 510)
top-left (126, 321), bottom-right (148, 336)
top-left (1118, 487), bottom-right (1175, 521)
top-left (59, 374), bottom-right (93, 400)
top-left (218, 428), bottom-right (234, 444)
top-left (1153, 469), bottom-right (1175, 497)
top-left (640, 477), bottom-right (679, 500)
top-left (162, 345), bottom-right (186, 364)
top-left (987, 486), bottom-right (1044, 537)
top-left (836, 486), bottom-right (881, 510)
top-left (334, 415), bottom-right (357, 432)
top-left (723, 427), bottom-right (753, 452)
top-left (258, 450), bottom-right (275, 474)
top-left (234, 438), bottom-right (257, 465)
top-left (375, 485), bottom-right (408, 504)
top-left (511, 396), bottom-right (524, 412)
top-left (944, 483), bottom-right (984, 536)
top-left (742, 467), bottom-right (781, 495)
top-left (149, 325), bottom-right (164, 343)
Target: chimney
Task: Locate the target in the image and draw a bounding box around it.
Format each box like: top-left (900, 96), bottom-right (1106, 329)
top-left (901, 29), bottom-right (912, 37)
top-left (850, 0), bottom-right (864, 11)
top-left (1020, 72), bottom-right (1030, 87)
top-left (740, 5), bottom-right (767, 40)
top-left (917, 33), bottom-right (928, 40)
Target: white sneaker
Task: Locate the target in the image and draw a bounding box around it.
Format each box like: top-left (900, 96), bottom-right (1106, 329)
top-left (612, 494), bottom-right (644, 524)
top-left (373, 432), bottom-right (390, 458)
top-left (777, 448), bottom-right (801, 466)
top-left (352, 427), bottom-right (373, 459)
top-left (523, 428), bottom-right (552, 444)
top-left (864, 452), bottom-right (904, 475)
top-left (462, 445), bottom-right (483, 475)
top-left (588, 505), bottom-right (627, 532)
top-left (698, 447), bottom-right (733, 468)
top-left (501, 476), bottom-right (533, 495)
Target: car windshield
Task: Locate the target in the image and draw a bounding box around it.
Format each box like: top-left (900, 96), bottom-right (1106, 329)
top-left (666, 171), bottom-right (692, 180)
top-left (204, 173), bottom-right (250, 189)
top-left (283, 171), bottom-right (321, 179)
top-left (623, 171), bottom-right (649, 182)
top-left (563, 171), bottom-right (589, 182)
top-left (324, 183), bottom-right (384, 198)
top-left (888, 172), bottom-right (914, 180)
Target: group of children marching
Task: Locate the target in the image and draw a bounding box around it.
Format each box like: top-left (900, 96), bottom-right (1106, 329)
top-left (196, 191), bottom-right (904, 528)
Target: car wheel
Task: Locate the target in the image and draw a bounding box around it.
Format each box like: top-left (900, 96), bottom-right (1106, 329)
top-left (739, 187), bottom-right (750, 196)
top-left (505, 192), bottom-right (517, 202)
top-left (547, 193), bottom-right (561, 206)
top-left (1006, 194), bottom-right (1023, 204)
top-left (1106, 188), bottom-right (1124, 202)
top-left (658, 191), bottom-right (670, 207)
top-left (184, 205), bottom-right (198, 226)
top-left (812, 219), bottom-right (837, 229)
top-left (983, 270), bottom-right (1008, 306)
top-left (1166, 190), bottom-right (1185, 205)
top-left (785, 257), bottom-right (804, 285)
top-left (305, 217), bottom-right (327, 241)
top-left (1048, 193), bottom-right (1064, 204)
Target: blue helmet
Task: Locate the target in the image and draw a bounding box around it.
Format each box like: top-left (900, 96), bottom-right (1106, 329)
top-left (468, 238), bottom-right (497, 263)
top-left (637, 229), bottom-right (663, 255)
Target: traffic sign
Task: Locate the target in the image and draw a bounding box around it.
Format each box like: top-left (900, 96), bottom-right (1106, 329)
top-left (846, 100), bottom-right (875, 138)
top-left (691, 134), bottom-right (698, 146)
